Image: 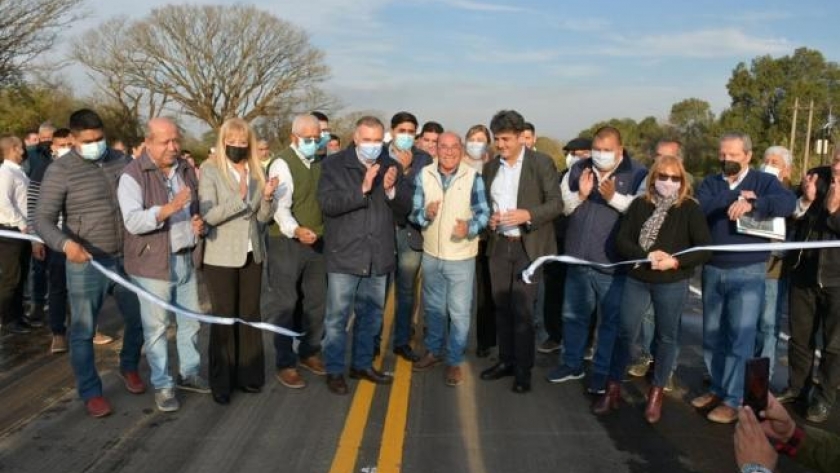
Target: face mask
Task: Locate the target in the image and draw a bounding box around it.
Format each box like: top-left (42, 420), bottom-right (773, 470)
top-left (54, 147), bottom-right (71, 158)
top-left (25, 145), bottom-right (37, 155)
top-left (721, 160), bottom-right (741, 177)
top-left (357, 143), bottom-right (382, 162)
top-left (565, 153), bottom-right (580, 169)
top-left (318, 131), bottom-right (330, 150)
top-left (655, 179), bottom-right (681, 198)
top-left (465, 142), bottom-right (487, 160)
top-left (760, 164), bottom-right (781, 178)
top-left (79, 140), bottom-right (107, 161)
top-left (295, 139), bottom-right (319, 159)
top-left (591, 150), bottom-right (616, 171)
top-left (393, 133), bottom-right (414, 152)
top-left (226, 145), bottom-right (249, 163)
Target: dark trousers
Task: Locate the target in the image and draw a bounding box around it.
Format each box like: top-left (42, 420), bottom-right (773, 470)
top-left (788, 283), bottom-right (840, 405)
top-left (0, 233), bottom-right (30, 326)
top-left (489, 238), bottom-right (537, 370)
top-left (261, 235), bottom-right (326, 370)
top-left (542, 261), bottom-right (565, 343)
top-left (474, 240), bottom-right (496, 350)
top-left (204, 254), bottom-right (265, 395)
top-left (48, 249), bottom-right (68, 335)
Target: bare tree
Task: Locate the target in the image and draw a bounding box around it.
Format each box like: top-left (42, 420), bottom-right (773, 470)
top-left (71, 17), bottom-right (170, 143)
top-left (0, 0), bottom-right (85, 84)
top-left (113, 4), bottom-right (330, 130)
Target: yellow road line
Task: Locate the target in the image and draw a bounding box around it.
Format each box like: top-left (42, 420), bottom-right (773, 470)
top-left (377, 354), bottom-right (412, 473)
top-left (328, 289), bottom-right (395, 473)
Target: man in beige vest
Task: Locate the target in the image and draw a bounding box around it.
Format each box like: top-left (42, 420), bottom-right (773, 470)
top-left (409, 132), bottom-right (491, 386)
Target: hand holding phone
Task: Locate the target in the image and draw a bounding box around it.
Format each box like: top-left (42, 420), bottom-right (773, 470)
top-left (743, 357), bottom-right (770, 418)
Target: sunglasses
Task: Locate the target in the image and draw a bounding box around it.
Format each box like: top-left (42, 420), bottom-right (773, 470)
top-left (656, 174), bottom-right (681, 183)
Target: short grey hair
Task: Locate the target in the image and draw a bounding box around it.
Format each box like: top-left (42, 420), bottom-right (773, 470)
top-left (38, 121), bottom-right (56, 134)
top-left (291, 114), bottom-right (320, 136)
top-left (763, 145), bottom-right (792, 168)
top-left (355, 116), bottom-right (385, 131)
top-left (720, 132), bottom-right (752, 153)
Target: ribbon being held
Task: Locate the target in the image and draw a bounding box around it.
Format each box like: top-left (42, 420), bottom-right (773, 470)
top-left (521, 240), bottom-right (840, 284)
top-left (0, 230), bottom-right (301, 337)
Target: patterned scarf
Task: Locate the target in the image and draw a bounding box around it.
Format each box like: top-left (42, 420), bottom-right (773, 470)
top-left (638, 194), bottom-right (678, 251)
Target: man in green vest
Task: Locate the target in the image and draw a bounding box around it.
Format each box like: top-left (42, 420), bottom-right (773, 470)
top-left (262, 114), bottom-right (327, 389)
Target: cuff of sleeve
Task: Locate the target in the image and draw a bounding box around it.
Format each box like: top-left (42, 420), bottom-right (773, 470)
top-left (773, 426), bottom-right (805, 458)
top-left (386, 187), bottom-right (396, 200)
top-left (151, 205), bottom-right (165, 227)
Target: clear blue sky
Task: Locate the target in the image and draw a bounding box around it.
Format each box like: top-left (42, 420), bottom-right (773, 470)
top-left (68, 0), bottom-right (840, 140)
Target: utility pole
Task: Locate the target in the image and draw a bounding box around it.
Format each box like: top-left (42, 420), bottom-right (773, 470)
top-left (790, 97), bottom-right (799, 157)
top-left (804, 99), bottom-right (815, 172)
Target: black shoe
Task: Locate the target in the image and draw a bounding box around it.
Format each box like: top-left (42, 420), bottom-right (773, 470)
top-left (393, 344), bottom-right (421, 362)
top-left (480, 362), bottom-right (515, 381)
top-left (806, 400), bottom-right (832, 423)
top-left (212, 393), bottom-right (230, 405)
top-left (26, 304), bottom-right (46, 328)
top-left (327, 374), bottom-right (349, 395)
top-left (349, 367), bottom-right (393, 385)
top-left (476, 346), bottom-right (491, 358)
top-left (512, 368), bottom-right (532, 393)
top-left (239, 385), bottom-right (262, 393)
top-left (373, 346), bottom-right (381, 359)
top-left (1, 321), bottom-right (31, 335)
top-left (775, 387), bottom-right (803, 404)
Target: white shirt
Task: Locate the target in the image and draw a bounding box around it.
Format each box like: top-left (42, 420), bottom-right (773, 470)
top-left (268, 147), bottom-right (307, 238)
top-left (227, 161), bottom-right (254, 253)
top-left (0, 160), bottom-right (29, 231)
top-left (490, 147), bottom-right (524, 236)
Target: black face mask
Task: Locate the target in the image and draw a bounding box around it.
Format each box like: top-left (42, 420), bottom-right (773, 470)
top-left (226, 145), bottom-right (249, 163)
top-left (721, 160), bottom-right (741, 177)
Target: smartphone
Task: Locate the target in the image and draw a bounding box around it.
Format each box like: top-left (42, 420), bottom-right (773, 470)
top-left (744, 357), bottom-right (770, 417)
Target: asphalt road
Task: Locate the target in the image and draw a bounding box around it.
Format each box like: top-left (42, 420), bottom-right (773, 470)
top-left (0, 282), bottom-right (835, 473)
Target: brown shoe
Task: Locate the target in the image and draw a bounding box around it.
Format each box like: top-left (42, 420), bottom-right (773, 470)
top-left (592, 381), bottom-right (621, 415)
top-left (327, 374), bottom-right (349, 395)
top-left (690, 392), bottom-right (722, 410)
top-left (707, 404), bottom-right (738, 424)
top-left (645, 386), bottom-right (664, 424)
top-left (276, 368), bottom-right (306, 389)
top-left (50, 334), bottom-right (68, 354)
top-left (445, 365), bottom-right (463, 386)
top-left (413, 352), bottom-right (442, 372)
top-left (93, 332), bottom-right (114, 345)
top-left (299, 356), bottom-right (326, 376)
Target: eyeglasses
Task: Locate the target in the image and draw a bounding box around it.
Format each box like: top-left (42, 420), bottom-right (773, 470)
top-left (656, 174), bottom-right (681, 183)
top-left (295, 135), bottom-right (320, 145)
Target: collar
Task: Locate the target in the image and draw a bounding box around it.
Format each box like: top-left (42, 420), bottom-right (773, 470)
top-left (499, 146), bottom-right (525, 169)
top-left (1, 160), bottom-right (22, 171)
top-left (722, 166), bottom-right (750, 186)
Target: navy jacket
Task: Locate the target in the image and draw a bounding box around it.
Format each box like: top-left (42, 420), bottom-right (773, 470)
top-left (318, 147), bottom-right (411, 276)
top-left (388, 144), bottom-right (433, 251)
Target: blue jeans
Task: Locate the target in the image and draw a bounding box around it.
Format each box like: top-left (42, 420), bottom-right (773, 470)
top-left (132, 253), bottom-right (202, 389)
top-left (561, 266), bottom-right (625, 377)
top-left (323, 273), bottom-right (387, 374)
top-left (65, 257), bottom-right (144, 400)
top-left (756, 278), bottom-right (781, 377)
top-left (702, 262), bottom-right (765, 407)
top-left (393, 226), bottom-right (422, 348)
top-left (533, 279), bottom-right (549, 343)
top-left (633, 304), bottom-right (655, 360)
top-left (609, 277), bottom-right (688, 386)
top-left (421, 255), bottom-right (475, 366)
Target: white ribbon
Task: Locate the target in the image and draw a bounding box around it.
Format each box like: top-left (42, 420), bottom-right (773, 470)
top-left (521, 240), bottom-right (840, 284)
top-left (0, 230), bottom-right (301, 337)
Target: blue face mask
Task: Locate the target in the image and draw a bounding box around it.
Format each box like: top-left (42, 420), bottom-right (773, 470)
top-left (393, 133), bottom-right (414, 152)
top-left (318, 131), bottom-right (330, 150)
top-left (295, 138), bottom-right (319, 159)
top-left (79, 140), bottom-right (107, 161)
top-left (357, 143), bottom-right (383, 162)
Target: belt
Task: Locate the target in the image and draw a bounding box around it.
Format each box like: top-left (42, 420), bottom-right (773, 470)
top-left (173, 247), bottom-right (194, 255)
top-left (500, 234), bottom-right (522, 241)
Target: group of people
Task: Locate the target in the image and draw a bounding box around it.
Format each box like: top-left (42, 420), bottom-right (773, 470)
top-left (1, 106), bottom-right (839, 472)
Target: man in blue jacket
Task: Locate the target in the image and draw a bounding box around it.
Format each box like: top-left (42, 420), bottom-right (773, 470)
top-left (693, 132), bottom-right (796, 423)
top-left (318, 116), bottom-right (411, 395)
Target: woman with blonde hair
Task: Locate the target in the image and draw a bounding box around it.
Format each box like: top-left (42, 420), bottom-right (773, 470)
top-left (199, 117), bottom-right (278, 405)
top-left (464, 124), bottom-right (492, 174)
top-left (592, 155), bottom-right (711, 423)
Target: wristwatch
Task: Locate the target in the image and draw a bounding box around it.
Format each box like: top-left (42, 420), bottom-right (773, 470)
top-left (740, 463), bottom-right (773, 473)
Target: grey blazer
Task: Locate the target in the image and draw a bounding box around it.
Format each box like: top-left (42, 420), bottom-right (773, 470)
top-left (199, 161), bottom-right (273, 267)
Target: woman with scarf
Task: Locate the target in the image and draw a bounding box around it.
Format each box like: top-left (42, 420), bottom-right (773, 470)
top-left (592, 155), bottom-right (711, 423)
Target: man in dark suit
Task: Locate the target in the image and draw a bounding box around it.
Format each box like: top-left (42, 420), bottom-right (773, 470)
top-left (479, 110), bottom-right (563, 393)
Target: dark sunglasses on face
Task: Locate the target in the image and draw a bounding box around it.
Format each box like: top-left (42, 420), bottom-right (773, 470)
top-left (656, 174), bottom-right (681, 183)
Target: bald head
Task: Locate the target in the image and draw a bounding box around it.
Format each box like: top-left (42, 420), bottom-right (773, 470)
top-left (144, 117), bottom-right (181, 170)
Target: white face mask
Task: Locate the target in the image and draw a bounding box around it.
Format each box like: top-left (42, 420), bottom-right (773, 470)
top-left (54, 147), bottom-right (72, 158)
top-left (465, 142), bottom-right (487, 160)
top-left (591, 150), bottom-right (616, 171)
top-left (760, 164), bottom-right (781, 178)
